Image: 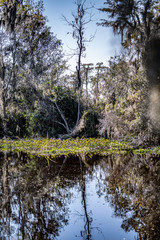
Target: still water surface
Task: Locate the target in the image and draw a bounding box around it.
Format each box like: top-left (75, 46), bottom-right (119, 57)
top-left (0, 152), bottom-right (159, 240)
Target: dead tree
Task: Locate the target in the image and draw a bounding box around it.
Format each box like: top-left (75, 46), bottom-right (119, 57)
top-left (56, 0), bottom-right (94, 137)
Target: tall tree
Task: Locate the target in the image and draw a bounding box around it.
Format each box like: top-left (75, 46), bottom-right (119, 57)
top-left (99, 0), bottom-right (160, 55)
top-left (0, 0), bottom-right (30, 91)
top-left (54, 0), bottom-right (94, 137)
top-left (0, 0), bottom-right (42, 135)
top-left (0, 0), bottom-right (65, 137)
top-left (0, 0), bottom-right (25, 32)
top-left (99, 0), bottom-right (160, 134)
top-left (0, 29), bottom-right (17, 135)
top-left (63, 0), bottom-right (94, 90)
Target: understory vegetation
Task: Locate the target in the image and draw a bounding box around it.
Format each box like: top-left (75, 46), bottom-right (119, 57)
top-left (0, 0), bottom-right (160, 147)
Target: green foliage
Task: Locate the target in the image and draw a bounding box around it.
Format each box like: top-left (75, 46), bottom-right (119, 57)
top-left (0, 138), bottom-right (134, 158)
top-left (51, 86), bottom-right (83, 134)
top-left (6, 113), bottom-right (27, 138)
top-left (0, 0), bottom-right (66, 138)
top-left (3, 85), bottom-right (85, 138)
top-left (26, 109), bottom-right (56, 138)
top-left (0, 0), bottom-right (159, 144)
top-left (98, 55), bottom-right (150, 141)
top-left (77, 109), bottom-right (99, 137)
top-left (0, 138), bottom-right (159, 160)
top-left (53, 86), bottom-right (79, 123)
top-left (99, 0), bottom-right (160, 54)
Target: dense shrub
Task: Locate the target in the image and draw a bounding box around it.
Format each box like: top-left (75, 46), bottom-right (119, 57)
top-left (75, 109), bottom-right (99, 137)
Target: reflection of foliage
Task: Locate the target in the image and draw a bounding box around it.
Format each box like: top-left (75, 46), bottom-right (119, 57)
top-left (0, 152), bottom-right (82, 240)
top-left (97, 154), bottom-right (160, 240)
top-left (0, 151), bottom-right (159, 239)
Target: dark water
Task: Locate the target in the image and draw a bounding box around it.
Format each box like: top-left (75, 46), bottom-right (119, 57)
top-left (0, 152), bottom-right (160, 240)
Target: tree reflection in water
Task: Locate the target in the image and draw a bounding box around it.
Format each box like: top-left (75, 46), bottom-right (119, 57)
top-left (78, 156), bottom-right (93, 240)
top-left (0, 152), bottom-right (81, 240)
top-left (0, 151), bottom-right (159, 240)
top-left (96, 153), bottom-right (160, 240)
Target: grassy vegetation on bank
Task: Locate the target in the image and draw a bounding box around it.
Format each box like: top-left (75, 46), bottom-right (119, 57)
top-left (0, 138), bottom-right (160, 158)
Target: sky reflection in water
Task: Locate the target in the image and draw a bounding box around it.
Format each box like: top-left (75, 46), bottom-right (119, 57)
top-left (0, 152), bottom-right (159, 240)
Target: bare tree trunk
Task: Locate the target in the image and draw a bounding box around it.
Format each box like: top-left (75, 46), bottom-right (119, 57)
top-left (0, 54), bottom-right (8, 135)
top-left (54, 101), bottom-right (71, 134)
top-left (75, 89), bottom-right (81, 127)
top-left (2, 90), bottom-right (7, 136)
top-left (11, 31), bottom-right (17, 92)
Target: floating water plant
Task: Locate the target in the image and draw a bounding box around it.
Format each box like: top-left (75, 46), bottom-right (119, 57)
top-left (0, 138), bottom-right (159, 158)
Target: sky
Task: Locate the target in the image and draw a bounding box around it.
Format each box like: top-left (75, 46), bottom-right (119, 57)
top-left (43, 0), bottom-right (122, 71)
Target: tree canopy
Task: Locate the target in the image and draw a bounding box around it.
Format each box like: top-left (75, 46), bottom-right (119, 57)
top-left (99, 0), bottom-right (160, 54)
top-left (0, 0), bottom-right (160, 143)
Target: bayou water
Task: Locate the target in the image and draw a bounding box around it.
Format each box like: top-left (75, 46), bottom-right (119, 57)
top-left (0, 152), bottom-right (159, 240)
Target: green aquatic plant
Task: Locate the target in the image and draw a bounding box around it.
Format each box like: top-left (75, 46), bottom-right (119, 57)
top-left (0, 138), bottom-right (159, 159)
